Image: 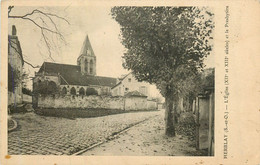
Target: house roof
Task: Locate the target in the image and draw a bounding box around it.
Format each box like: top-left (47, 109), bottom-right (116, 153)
top-left (38, 62), bottom-right (117, 87)
top-left (111, 72), bottom-right (132, 89)
top-left (119, 72), bottom-right (132, 81)
top-left (125, 90), bottom-right (147, 98)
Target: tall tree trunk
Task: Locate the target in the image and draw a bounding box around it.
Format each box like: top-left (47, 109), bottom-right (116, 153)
top-left (165, 90), bottom-right (175, 136)
top-left (173, 96), bottom-right (179, 124)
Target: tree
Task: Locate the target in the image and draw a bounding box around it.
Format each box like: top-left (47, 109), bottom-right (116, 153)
top-left (8, 6), bottom-right (70, 66)
top-left (111, 7), bottom-right (214, 136)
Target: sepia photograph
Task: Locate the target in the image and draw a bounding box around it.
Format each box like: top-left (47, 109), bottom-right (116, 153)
top-left (7, 5), bottom-right (215, 156)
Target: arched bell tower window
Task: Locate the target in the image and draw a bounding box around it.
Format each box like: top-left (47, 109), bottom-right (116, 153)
top-left (90, 60), bottom-right (93, 75)
top-left (84, 59), bottom-right (88, 73)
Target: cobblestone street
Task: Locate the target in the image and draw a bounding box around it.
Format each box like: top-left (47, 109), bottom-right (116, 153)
top-left (8, 110), bottom-right (160, 155)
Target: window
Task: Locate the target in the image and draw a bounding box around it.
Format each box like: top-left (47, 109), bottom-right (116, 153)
top-left (84, 59), bottom-right (88, 73)
top-left (90, 60), bottom-right (94, 74)
top-left (125, 88), bottom-right (129, 91)
top-left (128, 78), bottom-right (131, 82)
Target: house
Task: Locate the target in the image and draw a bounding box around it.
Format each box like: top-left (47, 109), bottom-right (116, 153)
top-left (33, 35), bottom-right (117, 96)
top-left (111, 72), bottom-right (150, 97)
top-left (8, 25), bottom-right (24, 105)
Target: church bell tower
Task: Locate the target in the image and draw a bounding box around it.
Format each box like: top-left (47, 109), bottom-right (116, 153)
top-left (77, 35), bottom-right (96, 76)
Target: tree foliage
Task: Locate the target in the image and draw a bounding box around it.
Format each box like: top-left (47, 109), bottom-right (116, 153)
top-left (111, 7), bottom-right (213, 92)
top-left (33, 80), bottom-right (59, 95)
top-left (111, 7), bottom-right (214, 136)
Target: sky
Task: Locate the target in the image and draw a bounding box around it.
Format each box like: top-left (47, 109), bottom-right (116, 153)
top-left (8, 6), bottom-right (128, 77)
top-left (8, 6), bottom-right (214, 96)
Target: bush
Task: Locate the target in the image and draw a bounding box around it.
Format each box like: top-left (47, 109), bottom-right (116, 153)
top-left (86, 88), bottom-right (98, 96)
top-left (8, 104), bottom-right (27, 114)
top-left (176, 112), bottom-right (196, 141)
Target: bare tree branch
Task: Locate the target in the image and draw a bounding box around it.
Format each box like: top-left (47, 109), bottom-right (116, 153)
top-left (9, 39), bottom-right (40, 68)
top-left (8, 9), bottom-right (70, 25)
top-left (8, 7), bottom-right (70, 61)
top-left (23, 60), bottom-right (40, 68)
top-left (41, 29), bottom-right (54, 61)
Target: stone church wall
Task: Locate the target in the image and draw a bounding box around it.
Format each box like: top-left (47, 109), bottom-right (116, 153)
top-left (38, 95), bottom-right (124, 110)
top-left (36, 95), bottom-right (158, 111)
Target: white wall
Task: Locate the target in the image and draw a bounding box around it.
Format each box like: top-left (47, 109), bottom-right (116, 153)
top-left (125, 97), bottom-right (147, 110)
top-left (8, 37), bottom-right (23, 104)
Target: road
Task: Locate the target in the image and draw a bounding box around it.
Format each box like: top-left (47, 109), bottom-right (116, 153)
top-left (81, 110), bottom-right (197, 156)
top-left (8, 110), bottom-right (160, 155)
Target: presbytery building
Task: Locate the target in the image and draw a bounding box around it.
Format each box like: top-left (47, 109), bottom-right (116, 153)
top-left (111, 72), bottom-right (150, 98)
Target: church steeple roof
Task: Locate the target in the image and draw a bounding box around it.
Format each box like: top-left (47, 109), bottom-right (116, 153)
top-left (79, 35), bottom-right (95, 57)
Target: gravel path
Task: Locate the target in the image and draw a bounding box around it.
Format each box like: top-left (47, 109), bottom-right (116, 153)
top-left (81, 110), bottom-right (198, 156)
top-left (8, 110), bottom-right (160, 155)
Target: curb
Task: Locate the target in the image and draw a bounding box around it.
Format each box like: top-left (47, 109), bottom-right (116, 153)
top-left (72, 115), bottom-right (158, 156)
top-left (8, 118), bottom-right (18, 132)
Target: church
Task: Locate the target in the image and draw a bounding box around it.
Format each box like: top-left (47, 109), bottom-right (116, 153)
top-left (33, 35), bottom-right (117, 96)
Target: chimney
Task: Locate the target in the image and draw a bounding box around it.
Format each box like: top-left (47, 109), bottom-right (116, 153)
top-left (12, 25), bottom-right (16, 36)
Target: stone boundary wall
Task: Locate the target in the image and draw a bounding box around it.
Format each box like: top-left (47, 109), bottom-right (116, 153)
top-left (38, 95), bottom-right (124, 110)
top-left (37, 95), bottom-right (157, 111)
top-left (147, 100), bottom-right (158, 110)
